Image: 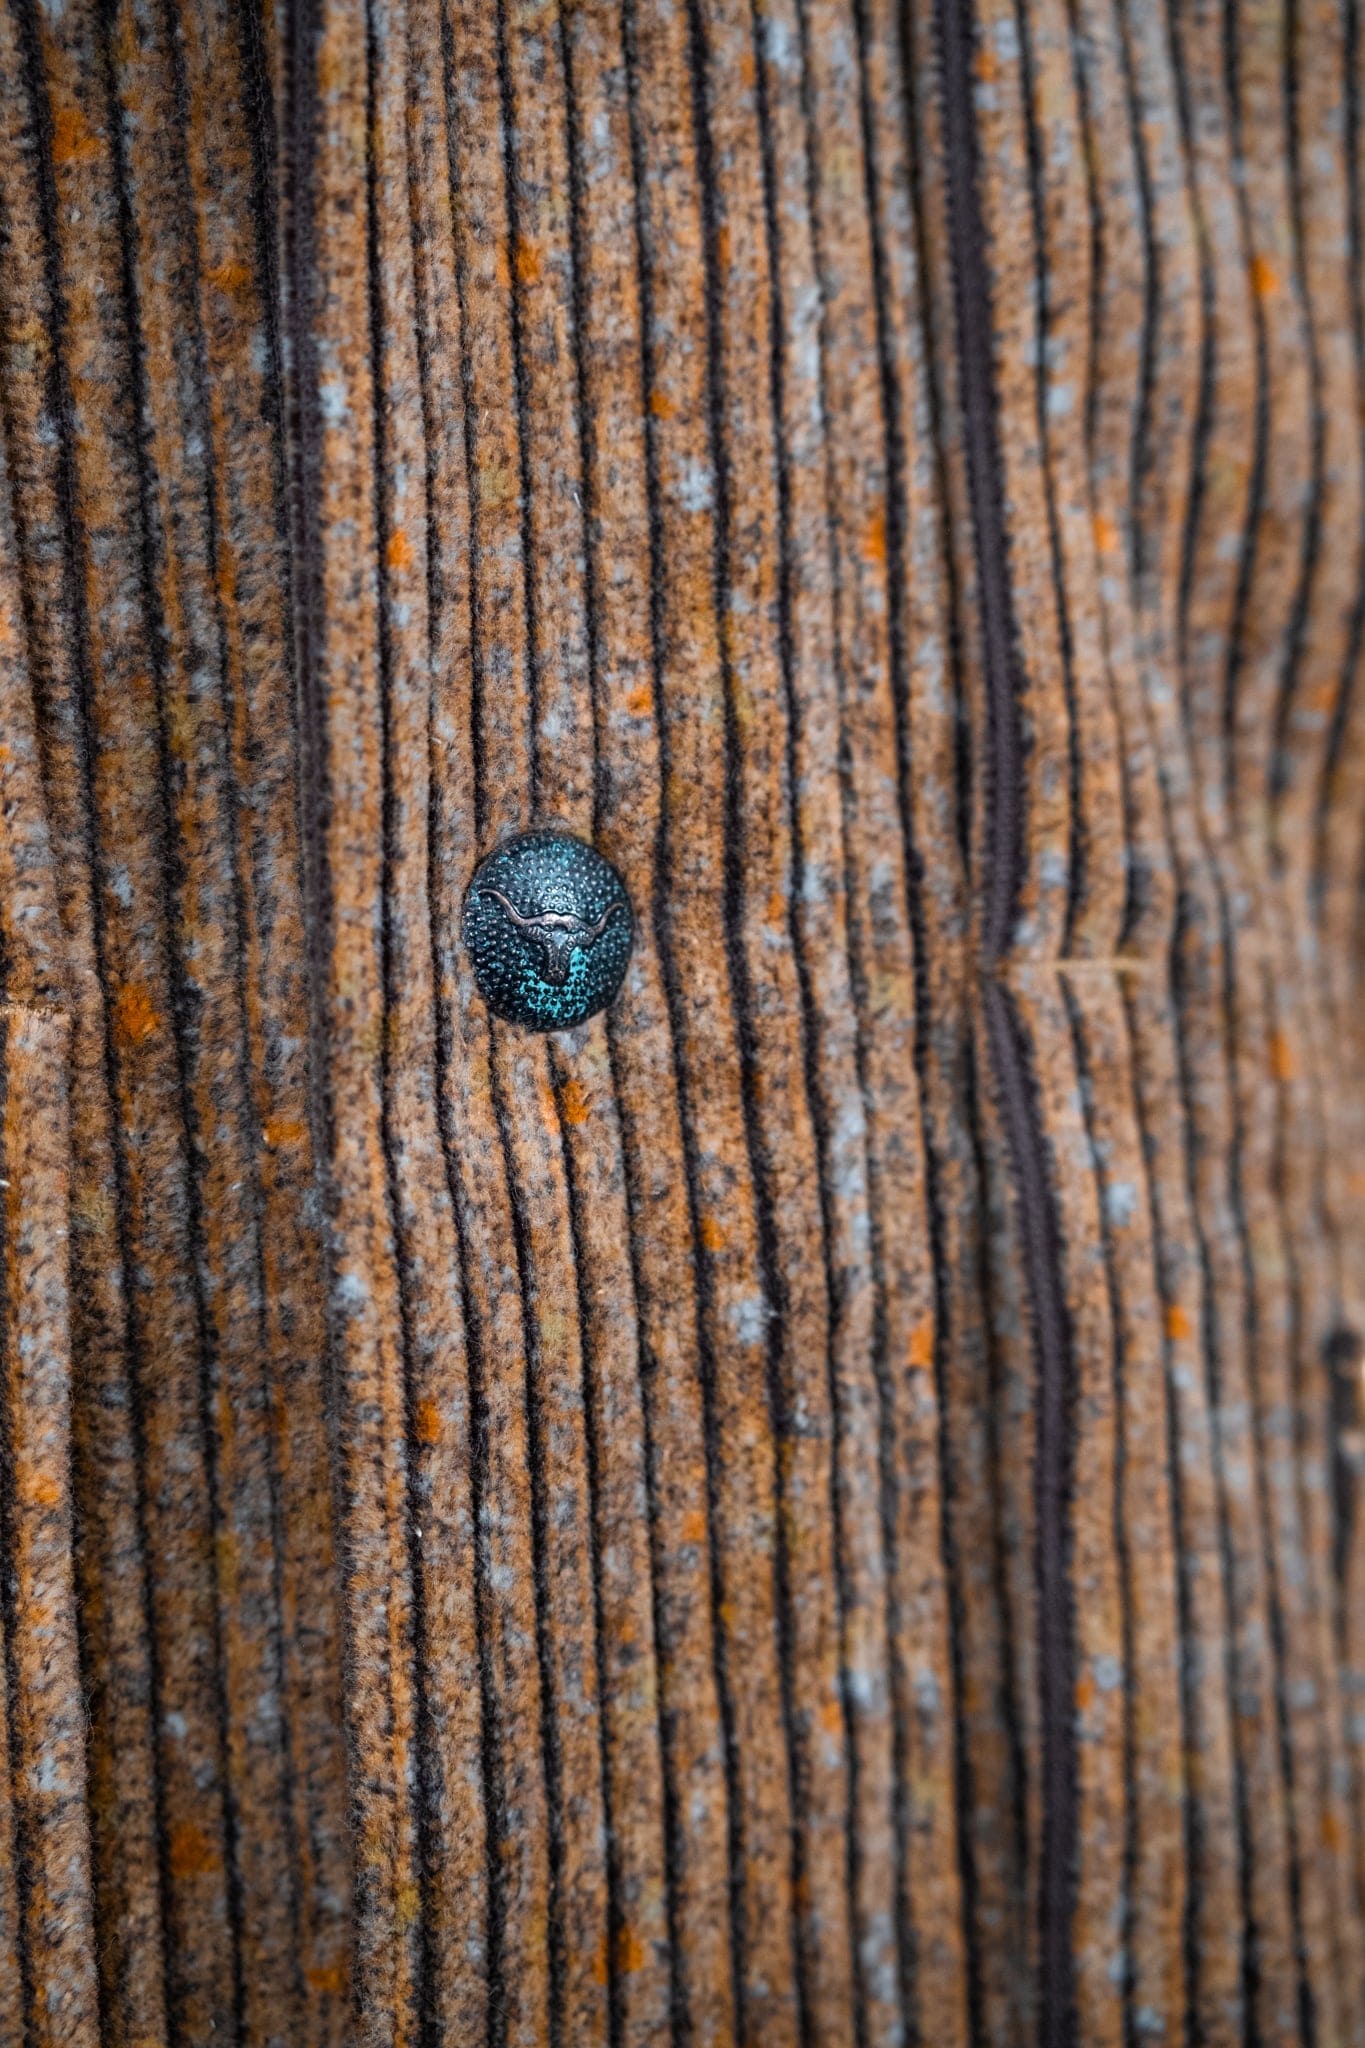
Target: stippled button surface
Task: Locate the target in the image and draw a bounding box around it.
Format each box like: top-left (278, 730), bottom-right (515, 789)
top-left (463, 829), bottom-right (634, 1031)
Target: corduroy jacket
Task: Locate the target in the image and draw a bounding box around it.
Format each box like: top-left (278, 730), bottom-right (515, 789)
top-left (0, 0), bottom-right (1362, 2042)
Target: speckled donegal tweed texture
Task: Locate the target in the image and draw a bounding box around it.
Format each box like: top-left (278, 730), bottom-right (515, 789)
top-left (0, 0), bottom-right (1362, 2041)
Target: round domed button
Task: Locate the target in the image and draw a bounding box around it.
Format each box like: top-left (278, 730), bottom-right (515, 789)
top-left (463, 829), bottom-right (634, 1031)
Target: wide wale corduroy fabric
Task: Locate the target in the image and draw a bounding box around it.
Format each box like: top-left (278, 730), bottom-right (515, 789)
top-left (1, 0), bottom-right (1364, 2041)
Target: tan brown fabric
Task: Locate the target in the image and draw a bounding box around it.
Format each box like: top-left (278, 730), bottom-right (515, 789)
top-left (0, 0), bottom-right (1363, 2041)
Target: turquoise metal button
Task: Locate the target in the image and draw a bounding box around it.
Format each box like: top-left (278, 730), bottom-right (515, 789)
top-left (463, 829), bottom-right (634, 1030)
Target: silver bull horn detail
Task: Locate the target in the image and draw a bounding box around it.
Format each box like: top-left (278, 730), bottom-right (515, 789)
top-left (480, 888), bottom-right (626, 986)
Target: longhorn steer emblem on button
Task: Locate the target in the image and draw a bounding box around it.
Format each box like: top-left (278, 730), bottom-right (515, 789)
top-left (476, 887), bottom-right (627, 986)
top-left (463, 828), bottom-right (634, 1031)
